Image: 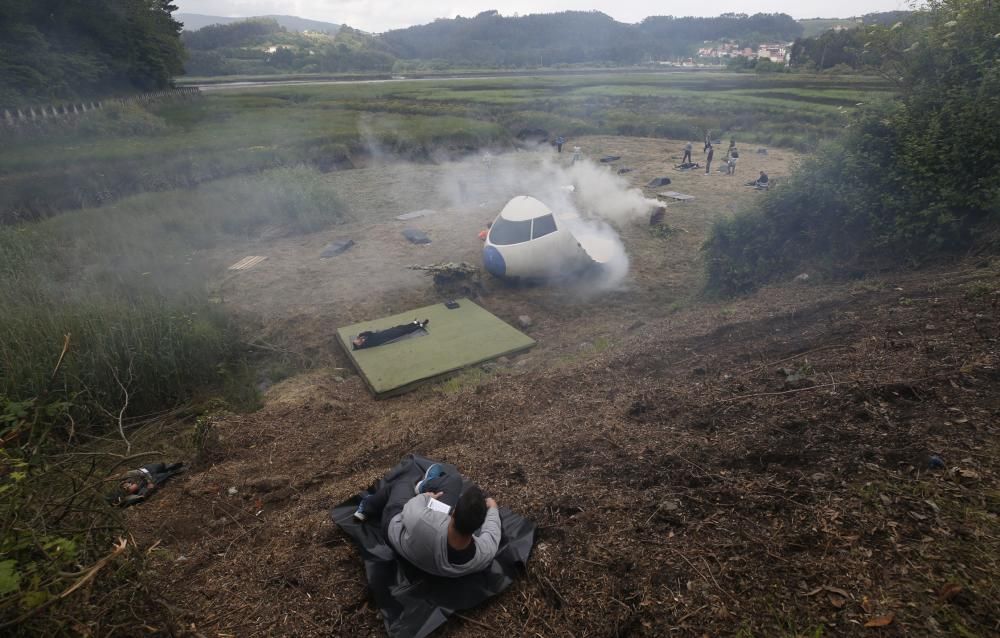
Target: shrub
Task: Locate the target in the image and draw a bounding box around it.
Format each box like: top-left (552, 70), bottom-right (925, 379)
top-left (704, 0), bottom-right (1000, 295)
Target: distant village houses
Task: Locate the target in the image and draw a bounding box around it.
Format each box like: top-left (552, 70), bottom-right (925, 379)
top-left (696, 40), bottom-right (791, 65)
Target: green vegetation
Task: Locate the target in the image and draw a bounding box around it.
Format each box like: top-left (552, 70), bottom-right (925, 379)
top-left (2, 72), bottom-right (892, 222)
top-left (789, 10), bottom-right (924, 72)
top-left (1, 166), bottom-right (345, 417)
top-left (0, 166), bottom-right (346, 630)
top-left (0, 0), bottom-right (184, 109)
top-left (182, 20), bottom-right (393, 77)
top-left (705, 0), bottom-right (1000, 295)
top-left (178, 11), bottom-right (805, 77)
top-left (383, 11), bottom-right (802, 68)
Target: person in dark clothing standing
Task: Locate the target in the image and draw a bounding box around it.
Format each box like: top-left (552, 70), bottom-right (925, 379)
top-left (704, 130), bottom-right (712, 152)
top-left (705, 144), bottom-right (714, 174)
top-left (352, 319), bottom-right (429, 349)
top-left (555, 136), bottom-right (565, 153)
top-left (108, 462), bottom-right (185, 507)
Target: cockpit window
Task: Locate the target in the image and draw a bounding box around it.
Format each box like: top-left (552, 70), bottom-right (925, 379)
top-left (489, 217), bottom-right (532, 245)
top-left (531, 214), bottom-right (557, 239)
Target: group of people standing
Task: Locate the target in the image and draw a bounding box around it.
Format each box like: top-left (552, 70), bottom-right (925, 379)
top-left (681, 132), bottom-right (766, 186)
top-left (695, 132), bottom-right (740, 176)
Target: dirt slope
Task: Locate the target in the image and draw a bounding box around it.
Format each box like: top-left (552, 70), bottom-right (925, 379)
top-left (128, 262), bottom-right (1000, 637)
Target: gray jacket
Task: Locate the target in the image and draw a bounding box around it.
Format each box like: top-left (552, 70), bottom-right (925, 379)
top-left (386, 493), bottom-right (501, 577)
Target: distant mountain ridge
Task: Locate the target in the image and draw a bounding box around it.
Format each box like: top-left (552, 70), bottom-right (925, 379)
top-left (176, 13), bottom-right (340, 33)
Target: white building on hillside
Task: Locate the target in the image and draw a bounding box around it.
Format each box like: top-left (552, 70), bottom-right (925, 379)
top-left (757, 43), bottom-right (791, 64)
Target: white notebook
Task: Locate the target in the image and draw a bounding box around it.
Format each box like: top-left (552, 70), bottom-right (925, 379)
top-left (426, 498), bottom-right (451, 514)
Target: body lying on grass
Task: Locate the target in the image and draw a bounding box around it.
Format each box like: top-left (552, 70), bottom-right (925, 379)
top-left (352, 319), bottom-right (429, 349)
top-left (353, 463), bottom-right (501, 577)
top-left (107, 462), bottom-right (184, 507)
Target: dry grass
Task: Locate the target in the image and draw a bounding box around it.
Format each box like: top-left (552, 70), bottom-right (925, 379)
top-left (101, 140), bottom-right (998, 637)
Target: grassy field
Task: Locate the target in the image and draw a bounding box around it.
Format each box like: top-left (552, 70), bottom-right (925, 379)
top-left (0, 70), bottom-right (891, 419)
top-left (0, 167), bottom-right (348, 423)
top-left (1, 72), bottom-right (892, 222)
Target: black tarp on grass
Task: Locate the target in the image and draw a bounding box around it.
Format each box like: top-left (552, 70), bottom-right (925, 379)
top-left (331, 455), bottom-right (536, 638)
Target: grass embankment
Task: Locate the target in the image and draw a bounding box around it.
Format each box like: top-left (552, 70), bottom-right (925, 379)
top-left (1, 166), bottom-right (346, 418)
top-left (1, 72), bottom-right (892, 222)
top-left (0, 166), bottom-right (348, 631)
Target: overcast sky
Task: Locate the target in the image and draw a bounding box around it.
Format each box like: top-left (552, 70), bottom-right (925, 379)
top-left (174, 1), bottom-right (913, 32)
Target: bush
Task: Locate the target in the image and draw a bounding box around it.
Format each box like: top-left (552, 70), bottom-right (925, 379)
top-left (76, 103), bottom-right (169, 137)
top-left (704, 0), bottom-right (1000, 295)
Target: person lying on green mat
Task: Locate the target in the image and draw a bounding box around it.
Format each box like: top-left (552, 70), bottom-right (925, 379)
top-left (352, 319), bottom-right (429, 349)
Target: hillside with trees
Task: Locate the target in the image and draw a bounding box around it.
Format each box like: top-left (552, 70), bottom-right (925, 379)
top-left (705, 0), bottom-right (1000, 294)
top-left (382, 10), bottom-right (802, 68)
top-left (178, 10), bottom-right (806, 76)
top-left (789, 10), bottom-right (919, 72)
top-left (175, 13), bottom-right (340, 33)
top-left (0, 0), bottom-right (184, 109)
top-left (182, 20), bottom-right (394, 76)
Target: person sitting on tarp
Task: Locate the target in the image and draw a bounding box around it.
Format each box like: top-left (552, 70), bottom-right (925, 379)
top-left (352, 319), bottom-right (429, 350)
top-left (353, 463), bottom-right (502, 577)
top-left (747, 171), bottom-right (769, 188)
top-left (107, 462), bottom-right (184, 507)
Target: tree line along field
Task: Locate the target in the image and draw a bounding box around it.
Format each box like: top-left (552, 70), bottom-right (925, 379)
top-left (1, 72), bottom-right (892, 223)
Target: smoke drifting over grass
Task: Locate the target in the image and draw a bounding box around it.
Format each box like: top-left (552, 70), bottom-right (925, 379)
top-left (438, 149), bottom-right (659, 289)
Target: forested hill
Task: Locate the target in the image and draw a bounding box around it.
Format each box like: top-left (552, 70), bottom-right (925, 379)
top-left (0, 0), bottom-right (184, 109)
top-left (382, 11), bottom-right (803, 66)
top-left (176, 13), bottom-right (340, 33)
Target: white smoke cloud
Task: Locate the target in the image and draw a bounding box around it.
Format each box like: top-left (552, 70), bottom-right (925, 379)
top-left (438, 148), bottom-right (657, 290)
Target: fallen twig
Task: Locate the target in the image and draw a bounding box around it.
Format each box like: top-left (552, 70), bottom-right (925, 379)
top-left (453, 612), bottom-right (497, 632)
top-left (742, 344), bottom-right (851, 376)
top-left (717, 380), bottom-right (844, 403)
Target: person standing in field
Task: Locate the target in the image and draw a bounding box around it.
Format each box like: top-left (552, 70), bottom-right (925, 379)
top-left (704, 130), bottom-right (712, 152)
top-left (682, 141), bottom-right (693, 164)
top-left (705, 144), bottom-right (714, 175)
top-left (555, 136), bottom-right (565, 153)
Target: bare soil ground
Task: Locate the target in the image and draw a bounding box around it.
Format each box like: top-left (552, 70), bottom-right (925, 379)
top-left (125, 138), bottom-right (999, 637)
top-left (210, 136), bottom-right (796, 372)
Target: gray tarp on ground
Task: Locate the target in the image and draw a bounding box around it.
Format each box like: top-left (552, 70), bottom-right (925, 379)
top-left (402, 229), bottom-right (431, 244)
top-left (331, 454), bottom-right (536, 638)
top-left (320, 239), bottom-right (355, 257)
top-left (647, 177), bottom-right (672, 187)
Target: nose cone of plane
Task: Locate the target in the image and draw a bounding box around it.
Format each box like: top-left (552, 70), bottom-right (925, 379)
top-left (483, 245), bottom-right (506, 277)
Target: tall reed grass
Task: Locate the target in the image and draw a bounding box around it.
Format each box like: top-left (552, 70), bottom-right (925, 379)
top-left (0, 166), bottom-right (346, 422)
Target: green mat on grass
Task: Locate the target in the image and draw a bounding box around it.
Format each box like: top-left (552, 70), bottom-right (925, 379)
top-left (336, 298), bottom-right (536, 397)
